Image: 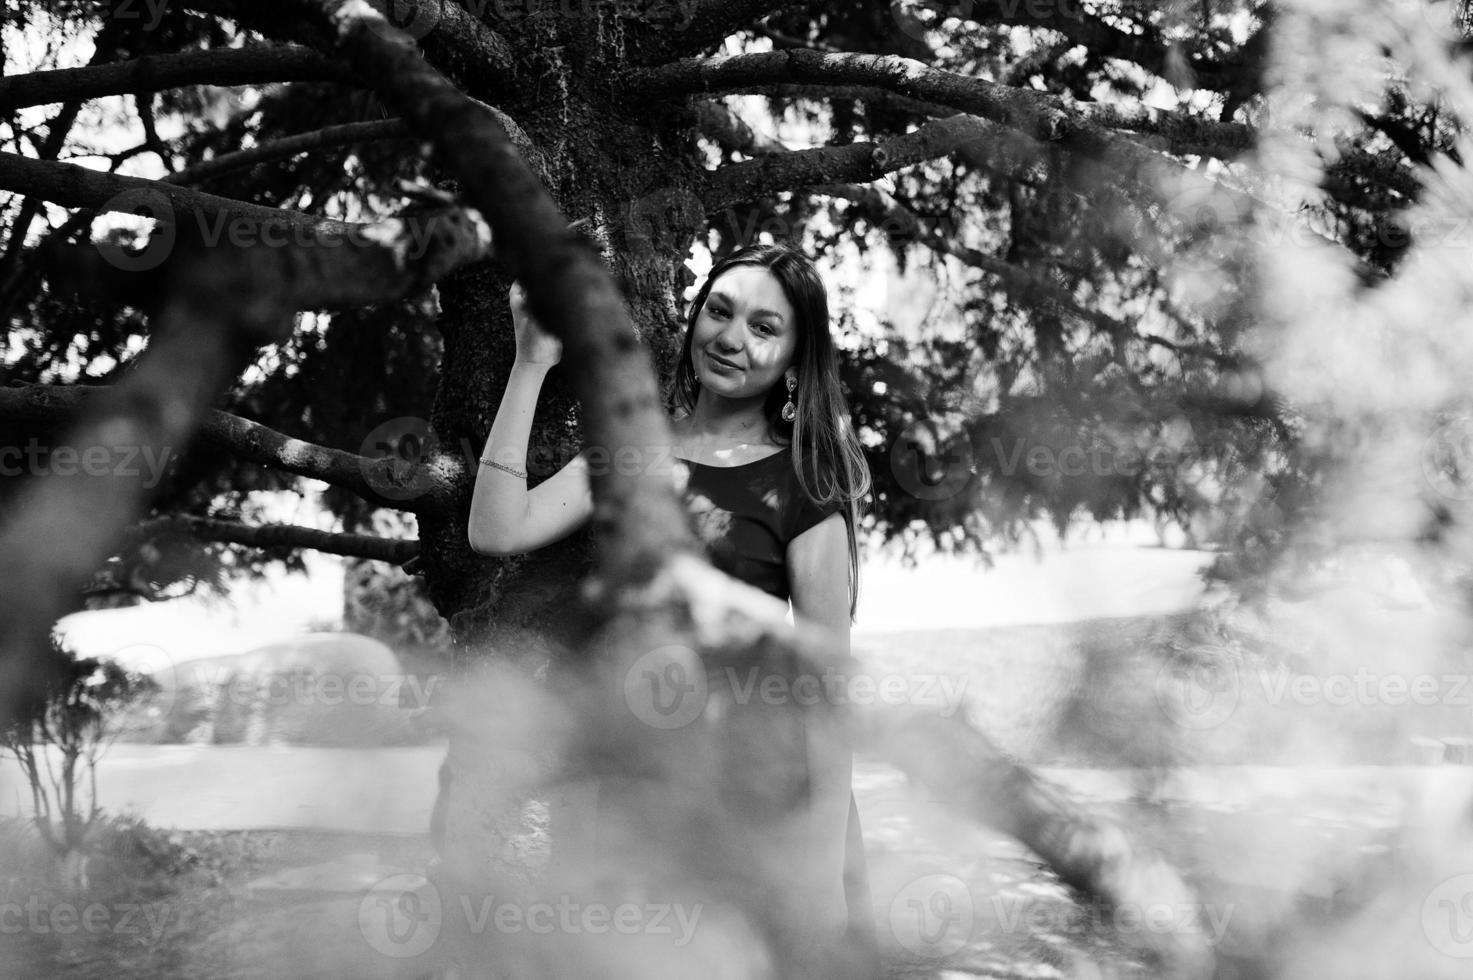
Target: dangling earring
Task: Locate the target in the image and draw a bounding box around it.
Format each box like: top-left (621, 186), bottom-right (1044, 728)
top-left (780, 374), bottom-right (797, 422)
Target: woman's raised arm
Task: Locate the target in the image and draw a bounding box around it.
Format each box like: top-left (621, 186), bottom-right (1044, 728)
top-left (467, 283), bottom-right (595, 556)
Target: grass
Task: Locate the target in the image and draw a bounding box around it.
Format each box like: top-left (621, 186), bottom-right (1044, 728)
top-left (0, 813), bottom-right (262, 979)
top-left (5, 600), bottom-right (1464, 978)
top-left (0, 813), bottom-right (436, 980)
top-left (857, 602), bottom-right (1473, 767)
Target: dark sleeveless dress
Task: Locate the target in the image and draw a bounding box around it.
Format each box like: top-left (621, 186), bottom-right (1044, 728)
top-left (672, 449), bottom-right (880, 967)
top-left (673, 448), bottom-right (839, 601)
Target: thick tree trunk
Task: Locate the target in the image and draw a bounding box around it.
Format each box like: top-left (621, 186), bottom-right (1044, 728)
top-left (415, 70), bottom-right (703, 969)
top-left (57, 847), bottom-right (91, 893)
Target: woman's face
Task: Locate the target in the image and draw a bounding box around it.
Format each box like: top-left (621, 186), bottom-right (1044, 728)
top-left (690, 265), bottom-right (798, 401)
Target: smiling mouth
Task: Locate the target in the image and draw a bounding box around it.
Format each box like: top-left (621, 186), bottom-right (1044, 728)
top-left (707, 352), bottom-right (742, 370)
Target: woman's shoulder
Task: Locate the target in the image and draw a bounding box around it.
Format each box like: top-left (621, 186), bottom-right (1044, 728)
top-left (769, 445), bottom-right (845, 538)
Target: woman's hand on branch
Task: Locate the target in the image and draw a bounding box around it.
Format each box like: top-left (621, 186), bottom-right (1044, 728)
top-left (509, 281), bottom-right (563, 367)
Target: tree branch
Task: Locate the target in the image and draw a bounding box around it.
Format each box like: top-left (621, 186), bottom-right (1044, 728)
top-left (871, 707), bottom-right (1215, 979)
top-left (45, 208), bottom-right (491, 312)
top-left (815, 183), bottom-right (1247, 372)
top-left (688, 82), bottom-right (1374, 283)
top-left (124, 514), bottom-right (418, 563)
top-left (700, 113), bottom-right (1003, 211)
top-left (0, 46), bottom-right (344, 113)
top-left (0, 150), bottom-right (358, 237)
top-left (816, 181), bottom-right (1133, 341)
top-left (625, 49), bottom-right (1255, 163)
top-left (664, 1), bottom-right (816, 57)
top-left (163, 119), bottom-right (413, 186)
top-left (695, 110), bottom-right (1265, 377)
top-left (181, 0), bottom-right (518, 100)
top-left (302, 0), bottom-right (698, 581)
top-left (965, 0), bottom-right (1258, 94)
top-left (169, 101), bottom-right (549, 188)
top-left (135, 93), bottom-right (176, 173)
top-left (0, 384), bottom-right (434, 512)
top-left (751, 22), bottom-right (842, 55)
top-left (0, 239), bottom-right (297, 725)
top-left (1002, 37), bottom-right (1075, 87)
top-left (691, 100), bottom-right (789, 156)
top-left (1353, 107), bottom-right (1440, 171)
top-left (0, 26), bottom-right (128, 305)
top-left (0, 152), bottom-right (493, 310)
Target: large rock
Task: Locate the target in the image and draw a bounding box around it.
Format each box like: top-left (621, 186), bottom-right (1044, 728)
top-left (122, 632), bottom-right (434, 747)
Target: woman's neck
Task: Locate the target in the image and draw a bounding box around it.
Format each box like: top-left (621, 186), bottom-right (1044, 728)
top-left (676, 394), bottom-right (772, 445)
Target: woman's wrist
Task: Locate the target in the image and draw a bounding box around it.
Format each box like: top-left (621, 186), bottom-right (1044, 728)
top-left (510, 358), bottom-right (554, 373)
top-left (479, 456), bottom-right (527, 479)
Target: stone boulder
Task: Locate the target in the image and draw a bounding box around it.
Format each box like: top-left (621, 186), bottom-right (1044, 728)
top-left (122, 632), bottom-right (435, 746)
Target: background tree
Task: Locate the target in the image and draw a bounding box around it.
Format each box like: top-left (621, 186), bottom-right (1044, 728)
top-left (0, 634), bottom-right (156, 891)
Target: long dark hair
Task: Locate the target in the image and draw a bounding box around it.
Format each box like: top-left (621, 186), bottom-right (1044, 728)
top-left (670, 243), bottom-right (872, 624)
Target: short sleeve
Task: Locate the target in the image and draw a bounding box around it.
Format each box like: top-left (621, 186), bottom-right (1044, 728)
top-left (785, 491), bottom-right (843, 542)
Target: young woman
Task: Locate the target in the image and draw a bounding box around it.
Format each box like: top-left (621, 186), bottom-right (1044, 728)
top-left (467, 243), bottom-right (877, 976)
